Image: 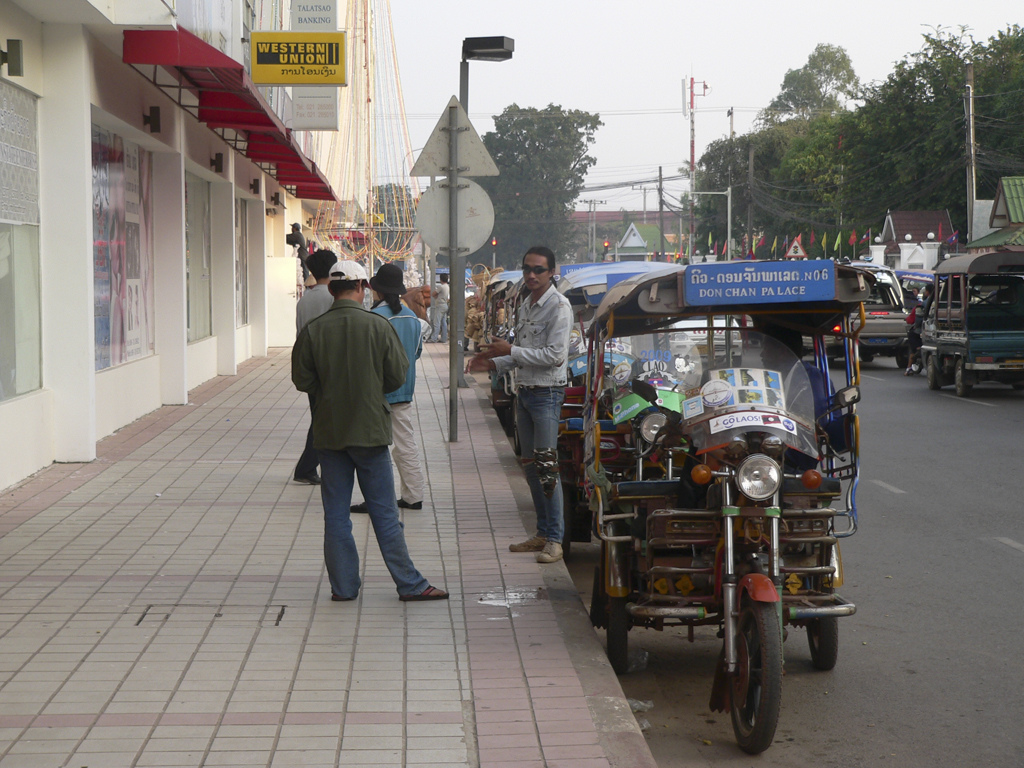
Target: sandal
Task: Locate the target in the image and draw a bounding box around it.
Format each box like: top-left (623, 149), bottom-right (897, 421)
top-left (399, 586), bottom-right (449, 602)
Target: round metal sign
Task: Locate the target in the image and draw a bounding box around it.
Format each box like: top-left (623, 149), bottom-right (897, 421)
top-left (415, 179), bottom-right (495, 255)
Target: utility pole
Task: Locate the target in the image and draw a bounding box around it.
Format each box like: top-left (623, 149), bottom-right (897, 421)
top-left (581, 199), bottom-right (606, 260)
top-left (658, 166), bottom-right (666, 261)
top-left (966, 60), bottom-right (977, 245)
top-left (688, 77), bottom-right (709, 263)
top-left (747, 144), bottom-right (755, 258)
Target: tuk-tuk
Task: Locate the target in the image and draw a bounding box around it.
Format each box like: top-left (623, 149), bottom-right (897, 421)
top-left (583, 259), bottom-right (870, 753)
top-left (922, 252), bottom-right (1024, 396)
top-left (557, 262), bottom-right (674, 554)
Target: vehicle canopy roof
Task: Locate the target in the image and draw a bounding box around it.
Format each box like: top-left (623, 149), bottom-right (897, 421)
top-left (934, 252), bottom-right (1024, 275)
top-left (895, 268), bottom-right (935, 283)
top-left (558, 261), bottom-right (669, 308)
top-left (591, 259), bottom-right (873, 337)
top-left (484, 270), bottom-right (523, 299)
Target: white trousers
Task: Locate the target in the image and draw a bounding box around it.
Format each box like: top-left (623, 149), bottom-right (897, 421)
top-left (390, 402), bottom-right (425, 504)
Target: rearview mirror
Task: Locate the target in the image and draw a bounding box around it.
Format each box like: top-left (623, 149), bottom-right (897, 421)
top-left (631, 379), bottom-right (659, 404)
top-left (833, 385), bottom-right (860, 409)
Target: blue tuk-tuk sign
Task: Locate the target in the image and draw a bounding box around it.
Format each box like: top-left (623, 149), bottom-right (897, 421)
top-left (684, 260), bottom-right (836, 305)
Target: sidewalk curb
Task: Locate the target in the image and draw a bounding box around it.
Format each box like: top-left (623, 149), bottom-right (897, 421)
top-left (467, 372), bottom-right (658, 768)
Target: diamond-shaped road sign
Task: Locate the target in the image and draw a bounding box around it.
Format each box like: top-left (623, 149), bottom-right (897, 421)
top-left (409, 96), bottom-right (498, 178)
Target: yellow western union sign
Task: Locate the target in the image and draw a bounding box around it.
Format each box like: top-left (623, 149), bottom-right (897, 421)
top-left (251, 32), bottom-right (347, 86)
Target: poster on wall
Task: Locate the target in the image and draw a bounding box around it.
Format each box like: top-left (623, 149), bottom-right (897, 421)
top-left (92, 127), bottom-right (154, 371)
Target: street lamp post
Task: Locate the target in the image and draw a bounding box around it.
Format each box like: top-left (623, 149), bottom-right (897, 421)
top-left (448, 35), bottom-right (513, 425)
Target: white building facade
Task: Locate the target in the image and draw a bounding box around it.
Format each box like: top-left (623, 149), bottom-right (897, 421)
top-left (0, 0), bottom-right (344, 490)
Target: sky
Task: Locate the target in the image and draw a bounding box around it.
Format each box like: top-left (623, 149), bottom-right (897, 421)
top-left (388, 0), bottom-right (1015, 213)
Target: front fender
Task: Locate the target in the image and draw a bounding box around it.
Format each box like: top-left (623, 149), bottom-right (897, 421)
top-left (738, 573), bottom-right (779, 603)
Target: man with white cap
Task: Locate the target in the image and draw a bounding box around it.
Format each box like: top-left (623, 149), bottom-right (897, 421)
top-left (291, 261), bottom-right (448, 603)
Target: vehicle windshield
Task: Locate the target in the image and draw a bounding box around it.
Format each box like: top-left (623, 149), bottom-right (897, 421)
top-left (602, 327), bottom-right (819, 457)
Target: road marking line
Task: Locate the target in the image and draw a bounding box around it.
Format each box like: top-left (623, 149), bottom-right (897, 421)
top-left (994, 537), bottom-right (1024, 555)
top-left (861, 374), bottom-right (884, 381)
top-left (939, 394), bottom-right (996, 407)
top-left (870, 479), bottom-right (906, 494)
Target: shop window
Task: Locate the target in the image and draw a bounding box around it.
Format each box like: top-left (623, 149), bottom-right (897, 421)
top-left (185, 172), bottom-right (212, 342)
top-left (92, 126), bottom-right (156, 369)
top-left (0, 81), bottom-right (41, 402)
top-left (235, 199), bottom-right (249, 327)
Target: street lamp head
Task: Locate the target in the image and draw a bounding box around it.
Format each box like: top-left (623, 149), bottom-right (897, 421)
top-left (462, 36), bottom-right (515, 62)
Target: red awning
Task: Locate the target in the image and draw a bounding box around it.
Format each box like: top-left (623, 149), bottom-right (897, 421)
top-left (123, 27), bottom-right (338, 204)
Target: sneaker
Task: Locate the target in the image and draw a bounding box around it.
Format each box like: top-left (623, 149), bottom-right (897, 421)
top-left (536, 541), bottom-right (563, 563)
top-left (397, 499), bottom-right (423, 510)
top-left (509, 535), bottom-right (546, 552)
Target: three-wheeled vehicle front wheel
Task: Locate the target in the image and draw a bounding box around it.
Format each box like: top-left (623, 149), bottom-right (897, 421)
top-left (731, 602), bottom-right (783, 755)
top-left (806, 616), bottom-right (840, 671)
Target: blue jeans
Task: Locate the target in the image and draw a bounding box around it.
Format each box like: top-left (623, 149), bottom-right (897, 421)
top-left (431, 303), bottom-right (448, 342)
top-left (516, 386), bottom-right (565, 542)
top-left (318, 446), bottom-right (430, 599)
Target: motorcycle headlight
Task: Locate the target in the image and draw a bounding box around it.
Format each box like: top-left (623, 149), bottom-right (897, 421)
top-left (639, 412), bottom-right (668, 443)
top-left (735, 454), bottom-right (782, 501)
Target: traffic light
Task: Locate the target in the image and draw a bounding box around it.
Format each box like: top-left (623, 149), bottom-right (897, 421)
top-left (491, 237), bottom-right (497, 248)
top-left (602, 239), bottom-right (610, 255)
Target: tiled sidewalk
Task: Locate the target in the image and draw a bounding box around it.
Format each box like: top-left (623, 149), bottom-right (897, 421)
top-left (0, 346), bottom-right (655, 768)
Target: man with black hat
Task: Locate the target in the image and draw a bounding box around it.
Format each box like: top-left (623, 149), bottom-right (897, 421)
top-left (291, 261), bottom-right (448, 602)
top-left (286, 222), bottom-right (310, 280)
top-left (351, 263), bottom-right (426, 512)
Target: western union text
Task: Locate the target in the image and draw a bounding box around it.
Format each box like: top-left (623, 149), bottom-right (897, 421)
top-left (256, 43), bottom-right (340, 66)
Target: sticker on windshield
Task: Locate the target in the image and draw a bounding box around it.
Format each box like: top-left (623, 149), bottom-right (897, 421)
top-left (737, 389), bottom-right (765, 405)
top-left (701, 379), bottom-right (734, 408)
top-left (703, 368), bottom-right (784, 411)
top-left (709, 412), bottom-right (798, 435)
top-left (611, 360), bottom-right (632, 385)
top-left (682, 396), bottom-right (704, 419)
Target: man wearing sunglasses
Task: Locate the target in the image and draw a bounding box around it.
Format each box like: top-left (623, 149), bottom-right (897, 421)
top-left (468, 246), bottom-right (573, 563)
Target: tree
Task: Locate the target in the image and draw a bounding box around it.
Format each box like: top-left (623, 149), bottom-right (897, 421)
top-left (761, 44), bottom-right (859, 124)
top-left (477, 104), bottom-right (602, 266)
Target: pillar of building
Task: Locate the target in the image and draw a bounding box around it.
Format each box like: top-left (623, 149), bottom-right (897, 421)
top-left (211, 176), bottom-right (238, 376)
top-left (152, 149), bottom-right (189, 405)
top-left (38, 24), bottom-right (96, 462)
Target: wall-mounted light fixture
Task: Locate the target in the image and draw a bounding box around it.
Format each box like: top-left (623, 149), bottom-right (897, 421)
top-left (265, 207), bottom-right (277, 216)
top-left (0, 40), bottom-right (23, 77)
top-left (270, 192), bottom-right (282, 207)
top-left (142, 106), bottom-right (161, 133)
top-left (306, 217), bottom-right (313, 227)
top-left (249, 179), bottom-right (260, 195)
top-left (210, 153), bottom-right (224, 174)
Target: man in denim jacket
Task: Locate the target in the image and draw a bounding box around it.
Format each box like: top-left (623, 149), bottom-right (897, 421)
top-left (469, 246), bottom-right (572, 563)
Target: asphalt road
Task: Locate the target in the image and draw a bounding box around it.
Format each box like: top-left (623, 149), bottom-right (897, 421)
top-left (564, 357), bottom-right (1024, 767)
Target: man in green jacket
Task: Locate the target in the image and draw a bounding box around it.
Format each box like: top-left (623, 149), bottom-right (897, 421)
top-left (292, 261), bottom-right (447, 603)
